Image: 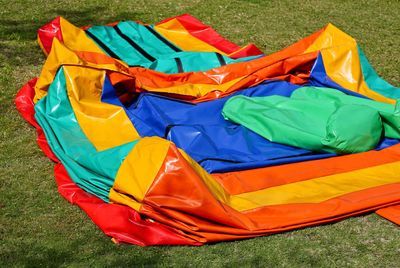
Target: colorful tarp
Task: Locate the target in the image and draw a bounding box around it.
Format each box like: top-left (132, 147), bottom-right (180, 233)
top-left (16, 14), bottom-right (400, 246)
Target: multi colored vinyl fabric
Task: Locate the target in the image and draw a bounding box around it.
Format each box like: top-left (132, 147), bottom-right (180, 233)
top-left (15, 14), bottom-right (400, 246)
top-left (85, 22), bottom-right (262, 73)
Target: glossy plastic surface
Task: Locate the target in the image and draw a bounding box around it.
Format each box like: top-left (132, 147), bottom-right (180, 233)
top-left (223, 86), bottom-right (400, 154)
top-left (15, 15), bottom-right (400, 246)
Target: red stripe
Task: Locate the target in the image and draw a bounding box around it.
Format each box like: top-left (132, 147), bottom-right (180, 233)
top-left (157, 14), bottom-right (263, 56)
top-left (37, 16), bottom-right (63, 54)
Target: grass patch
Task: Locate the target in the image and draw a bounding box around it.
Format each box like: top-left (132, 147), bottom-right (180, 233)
top-left (1, 0), bottom-right (399, 266)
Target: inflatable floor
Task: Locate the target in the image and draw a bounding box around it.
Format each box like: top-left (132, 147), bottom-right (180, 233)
top-left (16, 14), bottom-right (400, 246)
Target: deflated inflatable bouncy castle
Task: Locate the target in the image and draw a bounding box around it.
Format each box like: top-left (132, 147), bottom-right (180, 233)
top-left (16, 14), bottom-right (400, 246)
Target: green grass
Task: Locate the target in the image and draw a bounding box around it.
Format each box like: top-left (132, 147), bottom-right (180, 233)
top-left (1, 0), bottom-right (399, 266)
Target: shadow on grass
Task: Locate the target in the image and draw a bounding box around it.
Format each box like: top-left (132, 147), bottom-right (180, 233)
top-left (0, 5), bottom-right (147, 42)
top-left (2, 240), bottom-right (166, 266)
top-left (2, 242), bottom-right (75, 267)
top-left (0, 42), bottom-right (43, 67)
top-left (0, 5), bottom-right (147, 67)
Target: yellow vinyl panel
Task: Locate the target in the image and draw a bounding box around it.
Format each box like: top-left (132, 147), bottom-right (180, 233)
top-left (110, 136), bottom-right (400, 213)
top-left (179, 146), bottom-right (400, 212)
top-left (154, 18), bottom-right (228, 54)
top-left (109, 137), bottom-right (171, 210)
top-left (229, 161), bottom-right (400, 211)
top-left (305, 24), bottom-right (394, 104)
top-left (320, 47), bottom-right (395, 104)
top-left (178, 148), bottom-right (230, 204)
top-left (140, 76), bottom-right (244, 98)
top-left (59, 17), bottom-right (105, 54)
top-left (34, 39), bottom-right (129, 102)
top-left (62, 65), bottom-right (140, 151)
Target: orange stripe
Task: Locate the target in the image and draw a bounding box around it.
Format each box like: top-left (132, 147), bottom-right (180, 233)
top-left (36, 22), bottom-right (322, 102)
top-left (125, 32), bottom-right (322, 89)
top-left (214, 144), bottom-right (400, 195)
top-left (242, 183), bottom-right (400, 229)
top-left (376, 205), bottom-right (400, 225)
top-left (139, 141), bottom-right (400, 243)
top-left (116, 51), bottom-right (317, 102)
top-left (123, 24), bottom-right (322, 100)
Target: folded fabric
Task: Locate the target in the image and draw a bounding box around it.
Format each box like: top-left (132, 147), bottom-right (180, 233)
top-left (222, 87), bottom-right (398, 154)
top-left (292, 87), bottom-right (400, 139)
top-left (20, 15), bottom-right (400, 246)
top-left (86, 21), bottom-right (261, 73)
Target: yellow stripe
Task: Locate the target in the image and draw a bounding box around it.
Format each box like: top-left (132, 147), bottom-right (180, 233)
top-left (141, 77), bottom-right (244, 98)
top-left (304, 23), bottom-right (353, 54)
top-left (229, 161), bottom-right (400, 211)
top-left (59, 17), bottom-right (105, 54)
top-left (35, 38), bottom-right (240, 102)
top-left (35, 17), bottom-right (108, 101)
top-left (304, 24), bottom-right (394, 104)
top-left (227, 44), bottom-right (253, 57)
top-left (154, 18), bottom-right (228, 55)
top-left (62, 65), bottom-right (140, 151)
top-left (178, 148), bottom-right (229, 204)
top-left (107, 139), bottom-right (400, 213)
top-left (320, 48), bottom-right (394, 104)
top-left (34, 39), bottom-right (129, 102)
top-left (109, 137), bottom-right (171, 210)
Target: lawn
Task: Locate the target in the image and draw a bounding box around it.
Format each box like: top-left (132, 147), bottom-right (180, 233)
top-left (1, 0), bottom-right (399, 266)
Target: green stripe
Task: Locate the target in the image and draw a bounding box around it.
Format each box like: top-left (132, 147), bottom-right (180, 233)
top-left (87, 21), bottom-right (262, 73)
top-left (34, 68), bottom-right (138, 201)
top-left (358, 45), bottom-right (400, 99)
top-left (118, 22), bottom-right (180, 57)
top-left (87, 24), bottom-right (152, 64)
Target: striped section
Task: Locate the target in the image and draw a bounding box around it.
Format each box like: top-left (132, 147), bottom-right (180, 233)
top-left (86, 21), bottom-right (258, 73)
top-left (213, 144), bottom-right (400, 195)
top-left (229, 161), bottom-right (400, 211)
top-left (34, 17), bottom-right (320, 102)
top-left (242, 183), bottom-right (400, 229)
top-left (63, 65), bottom-right (141, 151)
top-left (109, 137), bottom-right (170, 211)
top-left (34, 68), bottom-right (137, 201)
top-left (135, 142), bottom-right (400, 214)
top-left (113, 24), bottom-right (156, 62)
top-left (85, 29), bottom-right (123, 61)
top-left (133, 142), bottom-right (400, 242)
top-left (145, 25), bottom-right (181, 52)
top-left (305, 24), bottom-right (396, 104)
top-left (154, 17), bottom-right (229, 54)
